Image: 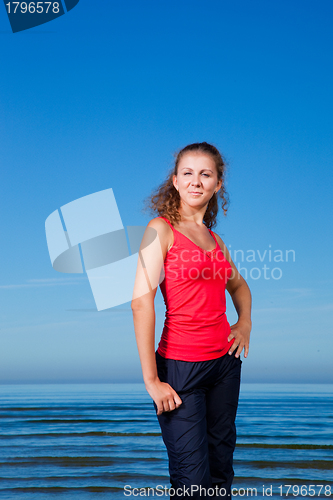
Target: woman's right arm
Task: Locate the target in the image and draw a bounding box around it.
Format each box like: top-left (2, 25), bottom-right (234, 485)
top-left (131, 218), bottom-right (182, 416)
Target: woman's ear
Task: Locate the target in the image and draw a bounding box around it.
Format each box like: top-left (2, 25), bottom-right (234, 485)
top-left (215, 179), bottom-right (222, 193)
top-left (172, 174), bottom-right (179, 191)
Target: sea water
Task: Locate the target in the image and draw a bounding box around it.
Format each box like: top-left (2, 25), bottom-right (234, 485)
top-left (0, 383), bottom-right (332, 499)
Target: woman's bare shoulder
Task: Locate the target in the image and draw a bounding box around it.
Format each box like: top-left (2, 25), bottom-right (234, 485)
top-left (147, 216), bottom-right (174, 253)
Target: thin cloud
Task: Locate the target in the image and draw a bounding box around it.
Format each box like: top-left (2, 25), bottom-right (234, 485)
top-left (0, 321), bottom-right (81, 334)
top-left (280, 287), bottom-right (313, 298)
top-left (66, 308), bottom-right (131, 313)
top-left (27, 278), bottom-right (85, 283)
top-left (0, 278), bottom-right (87, 289)
top-left (253, 302), bottom-right (333, 314)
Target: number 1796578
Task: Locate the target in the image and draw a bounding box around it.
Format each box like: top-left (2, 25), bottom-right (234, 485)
top-left (5, 2), bottom-right (60, 14)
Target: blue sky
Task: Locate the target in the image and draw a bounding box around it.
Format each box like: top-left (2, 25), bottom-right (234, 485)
top-left (1, 0), bottom-right (332, 383)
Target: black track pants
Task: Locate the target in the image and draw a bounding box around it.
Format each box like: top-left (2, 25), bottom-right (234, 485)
top-left (154, 350), bottom-right (242, 499)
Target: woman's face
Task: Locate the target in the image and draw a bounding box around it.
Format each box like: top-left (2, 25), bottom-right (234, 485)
top-left (173, 153), bottom-right (222, 209)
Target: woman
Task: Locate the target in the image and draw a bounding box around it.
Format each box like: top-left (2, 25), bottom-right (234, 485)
top-left (131, 142), bottom-right (252, 498)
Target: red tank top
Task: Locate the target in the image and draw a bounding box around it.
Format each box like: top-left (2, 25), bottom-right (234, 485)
top-left (157, 216), bottom-right (234, 361)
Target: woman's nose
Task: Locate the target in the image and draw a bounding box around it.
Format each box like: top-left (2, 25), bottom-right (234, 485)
top-left (191, 177), bottom-right (201, 186)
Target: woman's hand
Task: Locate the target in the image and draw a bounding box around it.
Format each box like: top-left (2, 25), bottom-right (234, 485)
top-left (145, 378), bottom-right (182, 416)
top-left (227, 318), bottom-right (252, 358)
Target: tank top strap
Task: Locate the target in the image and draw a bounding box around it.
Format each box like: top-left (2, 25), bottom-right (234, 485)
top-left (157, 216), bottom-right (175, 231)
top-left (159, 216), bottom-right (217, 247)
top-left (208, 227), bottom-right (218, 244)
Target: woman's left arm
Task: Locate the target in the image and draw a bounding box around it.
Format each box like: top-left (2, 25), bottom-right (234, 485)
top-left (213, 233), bottom-right (252, 358)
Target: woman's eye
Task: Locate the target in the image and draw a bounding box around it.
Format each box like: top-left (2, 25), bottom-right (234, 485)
top-left (184, 172), bottom-right (210, 176)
